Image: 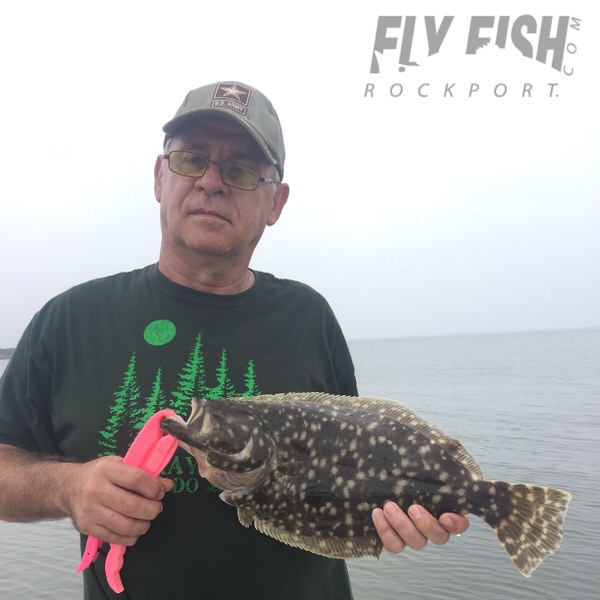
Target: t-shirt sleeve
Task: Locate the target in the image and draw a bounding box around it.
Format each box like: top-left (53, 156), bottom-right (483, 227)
top-left (322, 299), bottom-right (359, 397)
top-left (332, 342), bottom-right (359, 396)
top-left (0, 311), bottom-right (60, 455)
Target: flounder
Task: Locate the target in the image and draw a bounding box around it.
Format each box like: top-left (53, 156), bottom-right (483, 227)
top-left (161, 392), bottom-right (571, 576)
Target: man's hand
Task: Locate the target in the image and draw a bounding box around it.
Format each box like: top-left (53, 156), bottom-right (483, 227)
top-left (64, 455), bottom-right (174, 546)
top-left (0, 445), bottom-right (173, 547)
top-left (372, 502), bottom-right (469, 553)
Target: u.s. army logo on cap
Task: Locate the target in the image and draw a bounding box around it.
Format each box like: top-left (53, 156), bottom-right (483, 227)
top-left (212, 82), bottom-right (252, 116)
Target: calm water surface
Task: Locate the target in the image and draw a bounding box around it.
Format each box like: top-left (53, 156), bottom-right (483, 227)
top-left (1, 329), bottom-right (598, 599)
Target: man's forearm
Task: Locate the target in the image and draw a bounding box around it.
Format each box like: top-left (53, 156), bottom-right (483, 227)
top-left (0, 444), bottom-right (75, 522)
top-left (0, 444), bottom-right (172, 545)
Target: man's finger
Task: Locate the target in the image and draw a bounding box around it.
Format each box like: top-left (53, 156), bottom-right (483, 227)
top-left (372, 507), bottom-right (406, 553)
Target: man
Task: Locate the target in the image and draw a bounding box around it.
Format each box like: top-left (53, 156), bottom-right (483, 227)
top-left (0, 81), bottom-right (468, 599)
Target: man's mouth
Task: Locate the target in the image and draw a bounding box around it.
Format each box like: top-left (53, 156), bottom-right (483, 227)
top-left (189, 209), bottom-right (229, 222)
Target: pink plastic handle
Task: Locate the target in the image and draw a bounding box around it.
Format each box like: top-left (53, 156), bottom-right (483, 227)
top-left (105, 545), bottom-right (127, 593)
top-left (122, 409), bottom-right (178, 470)
top-left (76, 536), bottom-right (102, 573)
top-left (76, 409), bottom-right (180, 594)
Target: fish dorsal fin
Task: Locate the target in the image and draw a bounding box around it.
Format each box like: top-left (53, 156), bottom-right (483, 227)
top-left (242, 392), bottom-right (484, 480)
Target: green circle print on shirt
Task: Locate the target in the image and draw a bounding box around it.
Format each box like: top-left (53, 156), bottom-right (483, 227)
top-left (143, 319), bottom-right (177, 346)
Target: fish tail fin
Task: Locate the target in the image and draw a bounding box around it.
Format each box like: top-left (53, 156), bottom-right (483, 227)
top-left (477, 481), bottom-right (571, 577)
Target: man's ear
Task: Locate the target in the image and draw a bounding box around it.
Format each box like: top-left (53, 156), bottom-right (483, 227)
top-left (154, 155), bottom-right (164, 203)
top-left (266, 183), bottom-right (290, 226)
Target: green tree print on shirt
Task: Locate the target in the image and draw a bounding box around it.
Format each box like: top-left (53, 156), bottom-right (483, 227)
top-left (131, 368), bottom-right (168, 433)
top-left (97, 332), bottom-right (261, 456)
top-left (171, 334), bottom-right (206, 414)
top-left (98, 353), bottom-right (141, 456)
top-left (210, 349), bottom-right (237, 399)
top-left (243, 359), bottom-right (259, 396)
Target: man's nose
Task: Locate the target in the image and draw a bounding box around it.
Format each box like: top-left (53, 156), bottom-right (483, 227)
top-left (195, 161), bottom-right (226, 193)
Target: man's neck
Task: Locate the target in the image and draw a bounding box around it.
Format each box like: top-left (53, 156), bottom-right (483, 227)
top-left (158, 253), bottom-right (255, 295)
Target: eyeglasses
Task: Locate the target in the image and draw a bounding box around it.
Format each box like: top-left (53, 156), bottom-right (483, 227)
top-left (164, 151), bottom-right (278, 191)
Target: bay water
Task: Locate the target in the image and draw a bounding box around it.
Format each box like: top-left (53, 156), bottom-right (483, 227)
top-left (0, 328), bottom-right (598, 599)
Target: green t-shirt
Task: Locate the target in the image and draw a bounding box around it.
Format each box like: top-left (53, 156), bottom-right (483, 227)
top-left (0, 265), bottom-right (358, 599)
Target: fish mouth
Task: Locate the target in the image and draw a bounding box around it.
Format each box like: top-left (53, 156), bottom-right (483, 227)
top-left (160, 414), bottom-right (187, 437)
top-left (161, 415), bottom-right (194, 456)
top-left (164, 413), bottom-right (187, 426)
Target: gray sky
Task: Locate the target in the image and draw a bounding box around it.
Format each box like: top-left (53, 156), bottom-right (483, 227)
top-left (1, 1), bottom-right (599, 346)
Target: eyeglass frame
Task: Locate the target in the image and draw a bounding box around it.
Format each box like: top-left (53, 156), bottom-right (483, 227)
top-left (163, 150), bottom-right (280, 191)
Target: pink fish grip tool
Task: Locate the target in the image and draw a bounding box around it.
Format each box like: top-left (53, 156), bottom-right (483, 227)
top-left (76, 409), bottom-right (180, 594)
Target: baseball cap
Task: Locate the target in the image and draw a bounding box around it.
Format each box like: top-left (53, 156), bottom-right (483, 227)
top-left (163, 81), bottom-right (285, 179)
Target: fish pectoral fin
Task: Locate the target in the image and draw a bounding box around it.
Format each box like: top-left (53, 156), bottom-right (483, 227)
top-left (235, 507), bottom-right (254, 528)
top-left (252, 519), bottom-right (383, 560)
top-left (219, 491), bottom-right (234, 506)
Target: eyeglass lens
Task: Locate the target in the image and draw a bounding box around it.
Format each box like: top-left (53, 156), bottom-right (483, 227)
top-left (168, 151), bottom-right (261, 190)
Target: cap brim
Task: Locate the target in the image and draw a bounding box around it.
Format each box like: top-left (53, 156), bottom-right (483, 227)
top-left (162, 108), bottom-right (278, 168)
